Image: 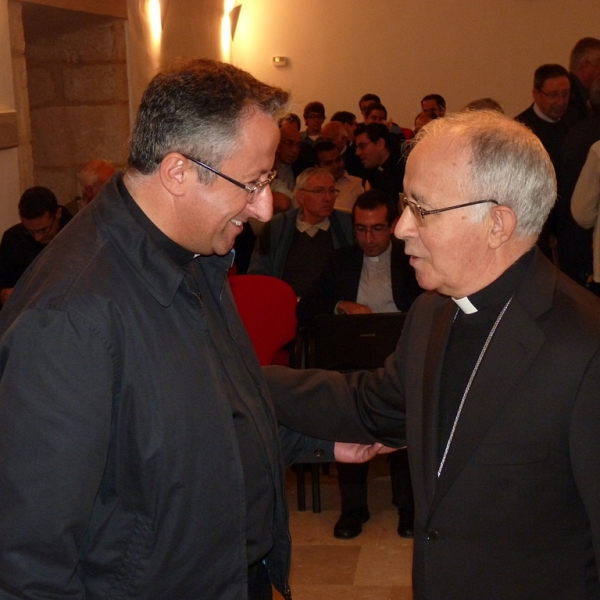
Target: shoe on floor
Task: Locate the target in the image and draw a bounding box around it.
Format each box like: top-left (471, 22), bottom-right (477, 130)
top-left (398, 510), bottom-right (414, 538)
top-left (333, 506), bottom-right (370, 539)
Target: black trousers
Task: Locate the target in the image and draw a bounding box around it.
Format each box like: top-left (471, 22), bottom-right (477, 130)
top-left (337, 447), bottom-right (414, 513)
top-left (248, 561), bottom-right (272, 600)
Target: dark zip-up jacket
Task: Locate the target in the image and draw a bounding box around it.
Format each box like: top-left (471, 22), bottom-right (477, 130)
top-left (0, 175), bottom-right (332, 599)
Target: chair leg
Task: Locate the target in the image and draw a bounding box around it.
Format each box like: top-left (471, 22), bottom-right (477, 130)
top-left (310, 463), bottom-right (321, 513)
top-left (296, 465), bottom-right (307, 511)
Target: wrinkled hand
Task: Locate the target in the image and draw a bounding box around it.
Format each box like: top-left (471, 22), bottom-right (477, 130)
top-left (334, 441), bottom-right (397, 463)
top-left (337, 301), bottom-right (373, 315)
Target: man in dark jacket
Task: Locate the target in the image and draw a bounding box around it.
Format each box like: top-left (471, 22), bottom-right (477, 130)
top-left (0, 59), bottom-right (383, 600)
top-left (0, 186), bottom-right (72, 305)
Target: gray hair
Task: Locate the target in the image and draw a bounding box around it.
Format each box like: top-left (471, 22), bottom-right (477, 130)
top-left (293, 167), bottom-right (334, 200)
top-left (410, 110), bottom-right (556, 238)
top-left (570, 37), bottom-right (600, 72)
top-left (128, 59), bottom-right (289, 183)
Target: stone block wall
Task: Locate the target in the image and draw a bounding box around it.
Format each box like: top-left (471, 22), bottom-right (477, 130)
top-left (25, 14), bottom-right (129, 208)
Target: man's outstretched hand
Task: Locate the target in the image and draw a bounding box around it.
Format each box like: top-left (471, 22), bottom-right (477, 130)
top-left (334, 441), bottom-right (397, 463)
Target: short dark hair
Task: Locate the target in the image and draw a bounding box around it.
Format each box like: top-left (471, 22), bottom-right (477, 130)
top-left (533, 64), bottom-right (569, 90)
top-left (278, 113), bottom-right (301, 129)
top-left (128, 59), bottom-right (289, 179)
top-left (330, 111), bottom-right (356, 125)
top-left (304, 101), bottom-right (325, 118)
top-left (421, 94), bottom-right (446, 109)
top-left (570, 37), bottom-right (600, 72)
top-left (314, 140), bottom-right (338, 158)
top-left (18, 186), bottom-right (58, 220)
top-left (365, 102), bottom-right (387, 119)
top-left (355, 123), bottom-right (392, 149)
top-left (352, 189), bottom-right (398, 225)
top-left (359, 93), bottom-right (380, 108)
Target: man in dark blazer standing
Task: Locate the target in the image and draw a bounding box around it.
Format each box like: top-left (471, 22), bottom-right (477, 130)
top-left (298, 190), bottom-right (421, 540)
top-left (266, 110), bottom-right (600, 599)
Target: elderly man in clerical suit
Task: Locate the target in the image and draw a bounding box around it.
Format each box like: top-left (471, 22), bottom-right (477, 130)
top-left (266, 110), bottom-right (600, 599)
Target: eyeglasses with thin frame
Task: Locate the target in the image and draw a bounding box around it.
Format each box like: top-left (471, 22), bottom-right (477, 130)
top-left (182, 154), bottom-right (276, 202)
top-left (537, 89), bottom-right (570, 102)
top-left (301, 187), bottom-right (340, 197)
top-left (399, 192), bottom-right (498, 225)
top-left (354, 223), bottom-right (390, 236)
top-left (24, 213), bottom-right (57, 238)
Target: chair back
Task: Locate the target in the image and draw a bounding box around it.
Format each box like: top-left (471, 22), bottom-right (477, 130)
top-left (229, 274), bottom-right (298, 366)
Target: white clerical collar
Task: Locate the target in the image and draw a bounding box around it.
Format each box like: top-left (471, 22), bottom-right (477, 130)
top-left (365, 241), bottom-right (392, 263)
top-left (296, 213), bottom-right (330, 237)
top-left (452, 296), bottom-right (478, 314)
top-left (533, 102), bottom-right (559, 123)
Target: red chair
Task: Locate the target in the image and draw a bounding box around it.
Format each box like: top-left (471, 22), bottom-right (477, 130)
top-left (401, 127), bottom-right (414, 140)
top-left (229, 274), bottom-right (323, 511)
top-left (228, 274), bottom-right (297, 366)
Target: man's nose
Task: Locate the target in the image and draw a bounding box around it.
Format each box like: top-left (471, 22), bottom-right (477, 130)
top-left (250, 187), bottom-right (274, 223)
top-left (394, 206), bottom-right (415, 239)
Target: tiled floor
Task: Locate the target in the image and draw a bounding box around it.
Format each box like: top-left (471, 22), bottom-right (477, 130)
top-left (274, 456), bottom-right (414, 600)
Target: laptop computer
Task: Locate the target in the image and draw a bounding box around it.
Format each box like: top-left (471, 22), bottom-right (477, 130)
top-left (306, 312), bottom-right (407, 372)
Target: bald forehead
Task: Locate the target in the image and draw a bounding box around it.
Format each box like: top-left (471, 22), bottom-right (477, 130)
top-left (306, 172), bottom-right (335, 187)
top-left (321, 122), bottom-right (345, 137)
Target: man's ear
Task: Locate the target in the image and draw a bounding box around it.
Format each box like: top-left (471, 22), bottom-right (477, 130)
top-left (55, 206), bottom-right (63, 220)
top-left (375, 137), bottom-right (386, 151)
top-left (159, 153), bottom-right (189, 196)
top-left (488, 204), bottom-right (517, 249)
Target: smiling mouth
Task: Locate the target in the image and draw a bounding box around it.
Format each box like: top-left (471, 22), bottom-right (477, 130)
top-left (230, 219), bottom-right (243, 227)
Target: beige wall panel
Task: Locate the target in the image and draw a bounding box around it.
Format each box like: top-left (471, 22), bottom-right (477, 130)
top-left (231, 0), bottom-right (598, 126)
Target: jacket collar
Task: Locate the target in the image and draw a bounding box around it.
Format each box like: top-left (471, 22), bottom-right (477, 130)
top-left (92, 174), bottom-right (233, 307)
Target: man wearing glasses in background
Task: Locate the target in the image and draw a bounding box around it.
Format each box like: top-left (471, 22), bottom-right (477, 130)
top-left (0, 186), bottom-right (72, 305)
top-left (298, 189), bottom-right (421, 541)
top-left (249, 167), bottom-right (353, 297)
top-left (0, 60), bottom-right (385, 599)
top-left (516, 63), bottom-right (577, 261)
top-left (267, 110), bottom-right (600, 599)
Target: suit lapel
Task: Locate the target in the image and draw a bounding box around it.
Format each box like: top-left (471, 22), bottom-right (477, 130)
top-left (429, 296), bottom-right (546, 516)
top-left (421, 299), bottom-right (455, 505)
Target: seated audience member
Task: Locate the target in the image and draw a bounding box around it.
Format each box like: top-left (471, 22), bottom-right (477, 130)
top-left (516, 63), bottom-right (578, 260)
top-left (315, 141), bottom-right (363, 212)
top-left (331, 111), bottom-right (363, 177)
top-left (248, 167), bottom-right (353, 297)
top-left (355, 123), bottom-right (405, 198)
top-left (301, 101), bottom-right (326, 146)
top-left (330, 110), bottom-right (358, 142)
top-left (413, 111), bottom-right (434, 134)
top-left (421, 93), bottom-right (446, 117)
top-left (278, 112), bottom-right (301, 130)
top-left (0, 186), bottom-right (72, 305)
top-left (461, 98), bottom-right (504, 113)
top-left (65, 159), bottom-right (116, 215)
top-left (358, 93), bottom-right (381, 123)
top-left (568, 37), bottom-right (600, 122)
top-left (297, 190), bottom-right (422, 539)
top-left (364, 102), bottom-right (388, 125)
top-left (271, 122), bottom-right (304, 211)
top-left (570, 139), bottom-right (600, 296)
top-left (319, 121), bottom-right (349, 154)
top-left (557, 78), bottom-right (600, 287)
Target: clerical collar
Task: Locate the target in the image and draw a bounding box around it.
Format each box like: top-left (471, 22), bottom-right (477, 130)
top-left (365, 241), bottom-right (392, 263)
top-left (296, 213), bottom-right (330, 237)
top-left (452, 248), bottom-right (535, 314)
top-left (118, 175), bottom-right (196, 266)
top-left (533, 102), bottom-right (559, 123)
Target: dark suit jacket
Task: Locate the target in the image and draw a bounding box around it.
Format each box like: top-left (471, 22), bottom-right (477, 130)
top-left (266, 249), bottom-right (600, 599)
top-left (296, 240), bottom-right (421, 325)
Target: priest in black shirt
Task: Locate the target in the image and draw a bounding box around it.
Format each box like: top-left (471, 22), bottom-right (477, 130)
top-left (267, 110), bottom-right (600, 600)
